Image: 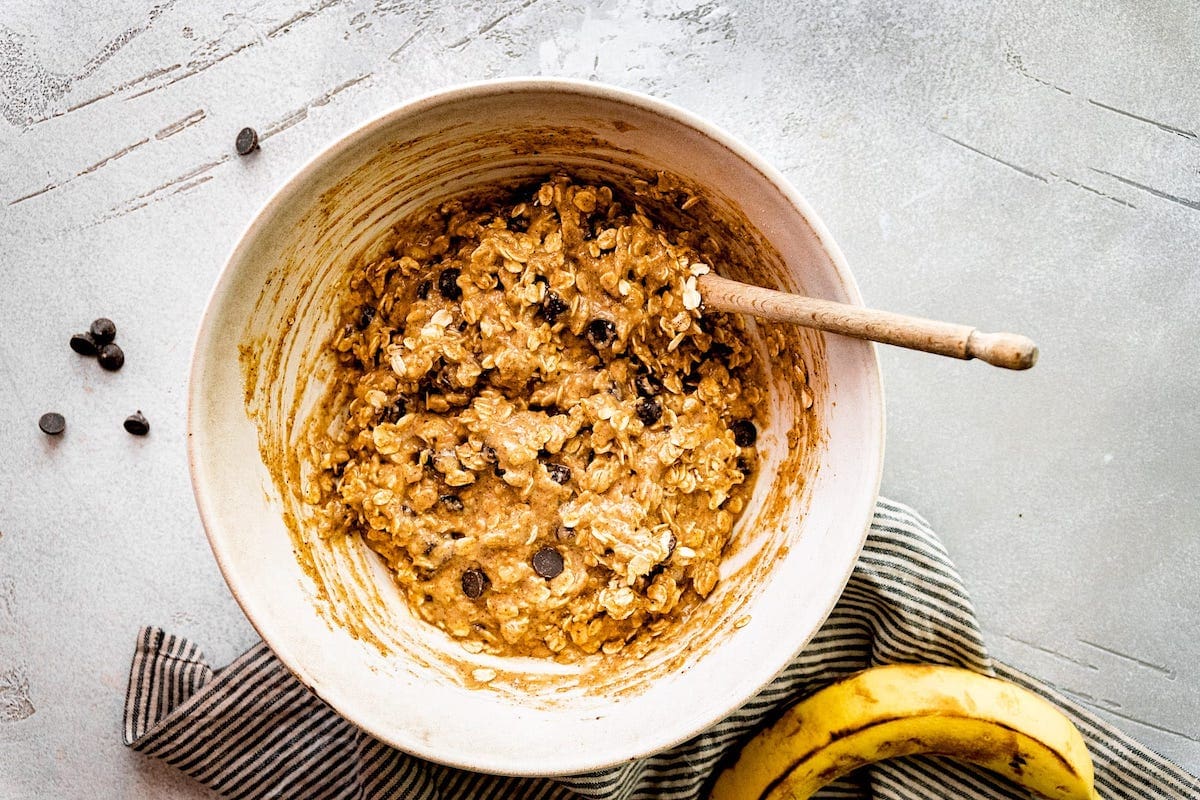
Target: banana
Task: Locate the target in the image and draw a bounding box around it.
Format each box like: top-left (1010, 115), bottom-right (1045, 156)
top-left (710, 664), bottom-right (1097, 800)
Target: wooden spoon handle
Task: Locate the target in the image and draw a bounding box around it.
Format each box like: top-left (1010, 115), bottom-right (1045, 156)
top-left (697, 273), bottom-right (1038, 370)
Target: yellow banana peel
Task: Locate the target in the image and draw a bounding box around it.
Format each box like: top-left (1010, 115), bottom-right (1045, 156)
top-left (710, 664), bottom-right (1098, 800)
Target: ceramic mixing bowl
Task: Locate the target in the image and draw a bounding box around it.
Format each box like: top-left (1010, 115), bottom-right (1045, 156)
top-left (188, 78), bottom-right (883, 775)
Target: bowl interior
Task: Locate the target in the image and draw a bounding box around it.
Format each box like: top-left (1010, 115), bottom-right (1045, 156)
top-left (189, 80), bottom-right (883, 775)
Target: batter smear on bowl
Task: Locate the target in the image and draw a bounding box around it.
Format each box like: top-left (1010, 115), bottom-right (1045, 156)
top-left (302, 176), bottom-right (765, 661)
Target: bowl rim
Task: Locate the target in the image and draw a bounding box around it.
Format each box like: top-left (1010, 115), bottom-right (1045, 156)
top-left (187, 76), bottom-right (885, 776)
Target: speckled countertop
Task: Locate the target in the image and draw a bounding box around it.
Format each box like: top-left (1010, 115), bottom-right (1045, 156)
top-left (1, 1), bottom-right (1197, 796)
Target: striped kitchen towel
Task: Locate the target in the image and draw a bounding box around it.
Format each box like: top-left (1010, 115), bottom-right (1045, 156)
top-left (123, 499), bottom-right (1200, 799)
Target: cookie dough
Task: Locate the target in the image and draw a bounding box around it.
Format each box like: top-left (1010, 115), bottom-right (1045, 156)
top-left (302, 177), bottom-right (763, 661)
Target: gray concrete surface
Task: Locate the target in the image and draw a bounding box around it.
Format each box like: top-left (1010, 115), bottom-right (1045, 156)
top-left (1, 0), bottom-right (1197, 796)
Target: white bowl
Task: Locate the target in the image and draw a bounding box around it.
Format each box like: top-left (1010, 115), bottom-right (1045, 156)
top-left (189, 78), bottom-right (883, 776)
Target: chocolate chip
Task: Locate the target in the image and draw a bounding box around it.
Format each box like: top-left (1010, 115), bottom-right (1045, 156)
top-left (235, 126), bottom-right (259, 156)
top-left (586, 318), bottom-right (616, 348)
top-left (461, 568), bottom-right (487, 598)
top-left (439, 494), bottom-right (464, 512)
top-left (382, 398), bottom-right (406, 423)
top-left (542, 290), bottom-right (569, 322)
top-left (357, 306), bottom-right (376, 330)
top-left (70, 332), bottom-right (98, 356)
top-left (97, 343), bottom-right (124, 371)
top-left (546, 463), bottom-right (571, 485)
top-left (635, 373), bottom-right (662, 397)
top-left (483, 445), bottom-right (504, 476)
top-left (438, 267), bottom-right (462, 300)
top-left (635, 396), bottom-right (662, 426)
top-left (123, 410), bottom-right (150, 436)
top-left (731, 419), bottom-right (757, 447)
top-left (90, 317), bottom-right (116, 345)
top-left (709, 341), bottom-right (733, 360)
top-left (38, 412), bottom-right (65, 436)
top-left (532, 546), bottom-right (564, 579)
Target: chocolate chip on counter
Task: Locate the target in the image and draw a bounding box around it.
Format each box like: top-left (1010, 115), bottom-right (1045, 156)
top-left (38, 412), bottom-right (65, 436)
top-left (123, 410), bottom-right (150, 436)
top-left (357, 306), bottom-right (376, 330)
top-left (90, 317), bottom-right (116, 345)
top-left (532, 546), bottom-right (564, 579)
top-left (731, 419), bottom-right (757, 447)
top-left (69, 332), bottom-right (98, 356)
top-left (461, 568), bottom-right (488, 599)
top-left (634, 373), bottom-right (662, 398)
top-left (416, 280), bottom-right (431, 300)
top-left (542, 290), bottom-right (568, 322)
top-left (439, 494), bottom-right (464, 512)
top-left (635, 396), bottom-right (662, 426)
top-left (437, 267), bottom-right (462, 300)
top-left (546, 463), bottom-right (571, 485)
top-left (97, 343), bottom-right (125, 371)
top-left (586, 318), bottom-right (616, 348)
top-left (235, 126), bottom-right (259, 156)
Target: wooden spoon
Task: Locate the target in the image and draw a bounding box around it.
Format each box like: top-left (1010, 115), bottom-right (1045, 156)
top-left (697, 273), bottom-right (1038, 370)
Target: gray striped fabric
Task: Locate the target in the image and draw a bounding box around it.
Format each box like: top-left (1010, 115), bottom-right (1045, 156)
top-left (124, 499), bottom-right (1200, 799)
